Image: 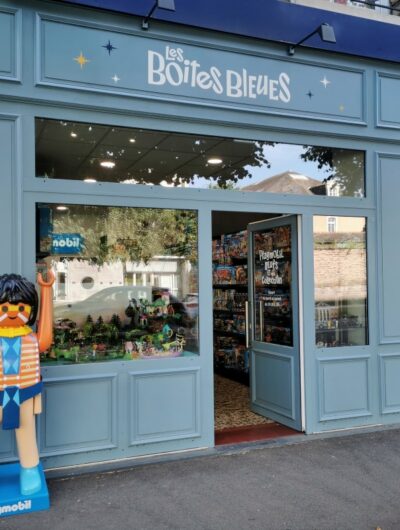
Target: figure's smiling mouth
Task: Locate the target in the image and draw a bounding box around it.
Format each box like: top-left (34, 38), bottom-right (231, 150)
top-left (8, 316), bottom-right (17, 320)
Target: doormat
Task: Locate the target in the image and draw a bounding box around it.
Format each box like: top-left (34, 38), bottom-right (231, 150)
top-left (215, 423), bottom-right (298, 445)
top-left (214, 374), bottom-right (273, 430)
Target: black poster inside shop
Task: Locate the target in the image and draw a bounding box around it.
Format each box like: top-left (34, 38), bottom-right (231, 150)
top-left (253, 225), bottom-right (292, 346)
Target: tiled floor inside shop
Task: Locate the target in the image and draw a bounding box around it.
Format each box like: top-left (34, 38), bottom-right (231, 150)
top-left (214, 374), bottom-right (297, 445)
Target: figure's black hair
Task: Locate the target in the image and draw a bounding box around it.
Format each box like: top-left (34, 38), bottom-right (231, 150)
top-left (0, 274), bottom-right (38, 326)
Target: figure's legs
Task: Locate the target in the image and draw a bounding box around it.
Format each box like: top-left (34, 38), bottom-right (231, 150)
top-left (15, 398), bottom-right (39, 468)
top-left (15, 398), bottom-right (41, 496)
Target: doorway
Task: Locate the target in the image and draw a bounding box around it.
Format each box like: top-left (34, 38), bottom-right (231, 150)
top-left (212, 211), bottom-right (302, 444)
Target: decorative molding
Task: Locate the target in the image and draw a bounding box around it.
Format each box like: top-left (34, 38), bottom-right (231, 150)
top-left (376, 154), bottom-right (400, 344)
top-left (317, 355), bottom-right (371, 421)
top-left (375, 72), bottom-right (400, 130)
top-left (379, 353), bottom-right (400, 414)
top-left (39, 373), bottom-right (118, 456)
top-left (35, 12), bottom-right (367, 126)
top-left (128, 368), bottom-right (200, 445)
top-left (0, 7), bottom-right (21, 82)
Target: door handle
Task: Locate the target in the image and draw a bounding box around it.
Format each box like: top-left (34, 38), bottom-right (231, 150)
top-left (245, 301), bottom-right (250, 348)
top-left (259, 300), bottom-right (264, 342)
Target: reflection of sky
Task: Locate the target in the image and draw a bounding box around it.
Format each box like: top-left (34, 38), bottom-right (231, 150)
top-left (189, 143), bottom-right (328, 189)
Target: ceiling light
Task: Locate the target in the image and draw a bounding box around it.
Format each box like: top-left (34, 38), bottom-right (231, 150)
top-left (207, 157), bottom-right (223, 165)
top-left (70, 132), bottom-right (77, 138)
top-left (100, 160), bottom-right (115, 168)
top-left (129, 138), bottom-right (136, 143)
top-left (56, 205), bottom-right (69, 211)
top-left (83, 178), bottom-right (97, 183)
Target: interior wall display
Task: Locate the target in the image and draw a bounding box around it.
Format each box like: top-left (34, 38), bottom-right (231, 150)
top-left (252, 225), bottom-right (293, 346)
top-left (213, 230), bottom-right (249, 383)
top-left (36, 204), bottom-right (199, 363)
top-left (0, 271), bottom-right (54, 509)
top-left (313, 216), bottom-right (368, 347)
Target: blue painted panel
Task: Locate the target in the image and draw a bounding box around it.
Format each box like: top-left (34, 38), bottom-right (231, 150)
top-left (252, 350), bottom-right (293, 419)
top-left (0, 429), bottom-right (16, 460)
top-left (0, 9), bottom-right (19, 80)
top-left (129, 368), bottom-right (200, 444)
top-left (377, 156), bottom-right (400, 343)
top-left (0, 118), bottom-right (16, 275)
top-left (58, 0), bottom-right (400, 66)
top-left (39, 374), bottom-right (117, 455)
top-left (318, 356), bottom-right (371, 421)
top-left (38, 17), bottom-right (364, 122)
top-left (377, 74), bottom-right (400, 129)
top-left (379, 353), bottom-right (400, 414)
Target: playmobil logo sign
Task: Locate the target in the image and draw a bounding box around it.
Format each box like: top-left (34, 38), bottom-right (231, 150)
top-left (147, 46), bottom-right (291, 103)
top-left (52, 233), bottom-right (84, 255)
top-left (0, 500), bottom-right (31, 516)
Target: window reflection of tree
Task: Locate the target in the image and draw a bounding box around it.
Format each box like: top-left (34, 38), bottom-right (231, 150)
top-left (301, 146), bottom-right (365, 197)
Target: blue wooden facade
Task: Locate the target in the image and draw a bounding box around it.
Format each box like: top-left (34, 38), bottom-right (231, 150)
top-left (1, 0), bottom-right (400, 469)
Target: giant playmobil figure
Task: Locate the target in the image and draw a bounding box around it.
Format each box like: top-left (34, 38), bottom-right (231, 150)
top-left (0, 271), bottom-right (54, 496)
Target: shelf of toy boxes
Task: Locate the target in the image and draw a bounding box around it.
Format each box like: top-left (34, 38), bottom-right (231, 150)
top-left (212, 230), bottom-right (250, 384)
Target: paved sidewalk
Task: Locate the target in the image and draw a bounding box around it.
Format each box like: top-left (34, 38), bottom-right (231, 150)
top-left (1, 428), bottom-right (400, 530)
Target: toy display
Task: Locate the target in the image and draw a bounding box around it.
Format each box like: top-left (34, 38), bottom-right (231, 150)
top-left (213, 230), bottom-right (249, 382)
top-left (0, 271), bottom-right (54, 497)
top-left (43, 291), bottom-right (194, 364)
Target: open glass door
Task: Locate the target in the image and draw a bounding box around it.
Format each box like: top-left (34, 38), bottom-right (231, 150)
top-left (247, 215), bottom-right (302, 431)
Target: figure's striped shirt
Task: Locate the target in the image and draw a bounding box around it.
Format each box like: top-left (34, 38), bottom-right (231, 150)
top-left (0, 334), bottom-right (40, 390)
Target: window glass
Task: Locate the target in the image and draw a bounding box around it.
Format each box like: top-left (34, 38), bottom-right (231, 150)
top-left (36, 204), bottom-right (198, 363)
top-left (36, 118), bottom-right (365, 198)
top-left (314, 216), bottom-right (368, 348)
top-left (253, 225), bottom-right (293, 346)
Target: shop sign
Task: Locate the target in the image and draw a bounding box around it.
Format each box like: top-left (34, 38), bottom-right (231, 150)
top-left (52, 233), bottom-right (84, 254)
top-left (39, 18), bottom-right (364, 122)
top-left (0, 500), bottom-right (31, 516)
top-left (148, 46), bottom-right (291, 103)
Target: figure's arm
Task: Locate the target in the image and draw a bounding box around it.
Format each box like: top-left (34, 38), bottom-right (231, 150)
top-left (36, 270), bottom-right (55, 353)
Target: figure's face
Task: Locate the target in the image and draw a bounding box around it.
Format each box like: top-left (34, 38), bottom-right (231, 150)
top-left (0, 302), bottom-right (32, 328)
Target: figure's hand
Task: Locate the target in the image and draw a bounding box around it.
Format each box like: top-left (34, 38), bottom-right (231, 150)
top-left (37, 269), bottom-right (55, 287)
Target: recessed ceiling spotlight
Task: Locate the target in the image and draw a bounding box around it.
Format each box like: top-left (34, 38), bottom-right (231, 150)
top-left (56, 205), bottom-right (69, 211)
top-left (129, 138), bottom-right (136, 143)
top-left (83, 178), bottom-right (97, 183)
top-left (207, 157), bottom-right (223, 165)
top-left (70, 132), bottom-right (77, 138)
top-left (100, 160), bottom-right (115, 168)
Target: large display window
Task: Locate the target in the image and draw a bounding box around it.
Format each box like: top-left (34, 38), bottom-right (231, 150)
top-left (35, 118), bottom-right (365, 198)
top-left (314, 216), bottom-right (368, 348)
top-left (36, 204), bottom-right (199, 363)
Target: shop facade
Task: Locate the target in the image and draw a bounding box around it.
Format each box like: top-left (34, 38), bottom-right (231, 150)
top-left (1, 0), bottom-right (400, 470)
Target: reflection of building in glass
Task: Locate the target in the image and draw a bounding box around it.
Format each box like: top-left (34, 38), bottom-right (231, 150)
top-left (52, 256), bottom-right (192, 303)
top-left (242, 171), bottom-right (324, 194)
top-left (314, 216), bottom-right (367, 347)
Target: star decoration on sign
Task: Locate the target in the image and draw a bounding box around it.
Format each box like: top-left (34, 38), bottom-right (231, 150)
top-left (306, 91), bottom-right (314, 99)
top-left (74, 51), bottom-right (90, 69)
top-left (320, 76), bottom-right (331, 88)
top-left (112, 74), bottom-right (120, 83)
top-left (102, 40), bottom-right (117, 55)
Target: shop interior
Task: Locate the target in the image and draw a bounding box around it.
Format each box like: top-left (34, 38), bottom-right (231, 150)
top-left (212, 211), bottom-right (295, 444)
